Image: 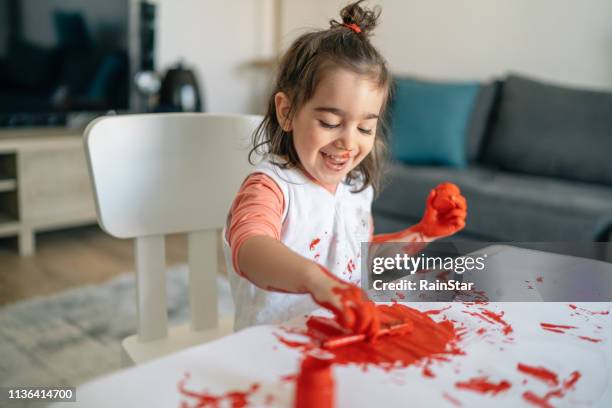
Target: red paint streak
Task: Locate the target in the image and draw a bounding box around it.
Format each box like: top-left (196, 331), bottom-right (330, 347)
top-left (476, 328), bottom-right (487, 336)
top-left (480, 309), bottom-right (513, 335)
top-left (569, 304), bottom-right (609, 315)
top-left (442, 392), bottom-right (462, 407)
top-left (540, 323), bottom-right (577, 333)
top-left (314, 253), bottom-right (320, 261)
top-left (309, 238), bottom-right (321, 251)
top-left (455, 376), bottom-right (511, 395)
top-left (517, 363), bottom-right (559, 386)
top-left (578, 335), bottom-right (602, 343)
top-left (522, 371), bottom-right (581, 408)
top-left (424, 305), bottom-right (452, 315)
top-left (177, 373), bottom-right (260, 408)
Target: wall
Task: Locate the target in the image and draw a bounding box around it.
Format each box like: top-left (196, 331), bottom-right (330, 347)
top-left (155, 0), bottom-right (273, 114)
top-left (281, 0), bottom-right (612, 90)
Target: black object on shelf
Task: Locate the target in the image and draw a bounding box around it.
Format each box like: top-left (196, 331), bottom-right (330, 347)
top-left (157, 62), bottom-right (203, 112)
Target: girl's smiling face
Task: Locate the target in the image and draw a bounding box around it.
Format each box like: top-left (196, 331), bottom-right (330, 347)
top-left (275, 69), bottom-right (386, 189)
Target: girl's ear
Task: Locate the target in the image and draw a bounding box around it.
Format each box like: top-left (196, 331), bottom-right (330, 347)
top-left (274, 92), bottom-right (292, 132)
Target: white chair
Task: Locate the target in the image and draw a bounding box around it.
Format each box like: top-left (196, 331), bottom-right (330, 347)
top-left (84, 113), bottom-right (262, 366)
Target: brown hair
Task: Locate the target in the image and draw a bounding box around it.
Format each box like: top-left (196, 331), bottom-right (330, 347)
top-left (249, 0), bottom-right (392, 193)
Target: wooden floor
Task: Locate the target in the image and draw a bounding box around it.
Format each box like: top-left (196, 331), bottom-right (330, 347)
top-left (0, 225), bottom-right (207, 307)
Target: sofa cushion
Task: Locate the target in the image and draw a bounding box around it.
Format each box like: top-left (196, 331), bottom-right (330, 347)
top-left (390, 78), bottom-right (480, 167)
top-left (466, 81), bottom-right (499, 163)
top-left (482, 74), bottom-right (612, 185)
top-left (373, 163), bottom-right (612, 241)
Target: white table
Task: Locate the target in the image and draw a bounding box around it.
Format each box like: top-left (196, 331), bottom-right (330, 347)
top-left (52, 302), bottom-right (612, 407)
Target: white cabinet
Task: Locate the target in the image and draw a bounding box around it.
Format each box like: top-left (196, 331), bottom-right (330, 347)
top-left (0, 129), bottom-right (97, 256)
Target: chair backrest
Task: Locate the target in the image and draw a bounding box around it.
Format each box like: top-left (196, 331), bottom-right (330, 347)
top-left (84, 113), bottom-right (261, 238)
top-left (84, 113), bottom-right (262, 341)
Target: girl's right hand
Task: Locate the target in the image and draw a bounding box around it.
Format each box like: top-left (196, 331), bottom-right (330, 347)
top-left (307, 264), bottom-right (380, 338)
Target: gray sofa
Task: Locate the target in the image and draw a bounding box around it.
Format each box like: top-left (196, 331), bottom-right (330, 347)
top-left (373, 74), bottom-right (612, 242)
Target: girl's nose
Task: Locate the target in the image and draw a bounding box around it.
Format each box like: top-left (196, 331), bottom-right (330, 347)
top-left (335, 128), bottom-right (357, 151)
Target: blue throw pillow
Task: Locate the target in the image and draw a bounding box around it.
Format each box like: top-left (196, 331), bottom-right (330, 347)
top-left (390, 78), bottom-right (480, 167)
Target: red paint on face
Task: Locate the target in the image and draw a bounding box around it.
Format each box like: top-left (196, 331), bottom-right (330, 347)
top-left (178, 373), bottom-right (260, 408)
top-left (455, 376), bottom-right (511, 395)
top-left (309, 238), bottom-right (321, 251)
top-left (517, 363), bottom-right (559, 386)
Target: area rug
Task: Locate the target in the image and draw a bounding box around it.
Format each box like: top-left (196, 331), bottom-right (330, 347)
top-left (0, 264), bottom-right (234, 397)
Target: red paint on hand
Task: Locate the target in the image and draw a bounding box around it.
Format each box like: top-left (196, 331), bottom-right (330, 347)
top-left (413, 182), bottom-right (467, 238)
top-left (310, 265), bottom-right (380, 339)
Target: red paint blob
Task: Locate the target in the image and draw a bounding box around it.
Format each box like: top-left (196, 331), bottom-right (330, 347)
top-left (517, 363), bottom-right (559, 386)
top-left (280, 303), bottom-right (461, 371)
top-left (178, 373), bottom-right (260, 408)
top-left (295, 356), bottom-right (335, 408)
top-left (455, 376), bottom-right (511, 395)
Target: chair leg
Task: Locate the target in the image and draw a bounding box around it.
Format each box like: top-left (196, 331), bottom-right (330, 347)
top-left (120, 346), bottom-right (135, 368)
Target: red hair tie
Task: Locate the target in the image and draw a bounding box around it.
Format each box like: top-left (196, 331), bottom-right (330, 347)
top-left (343, 23), bottom-right (362, 34)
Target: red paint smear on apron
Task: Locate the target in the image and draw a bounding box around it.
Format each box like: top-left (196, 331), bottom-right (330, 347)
top-left (177, 373), bottom-right (260, 408)
top-left (455, 376), bottom-right (511, 395)
top-left (522, 371), bottom-right (581, 408)
top-left (309, 238), bottom-right (321, 251)
top-left (517, 363), bottom-right (559, 386)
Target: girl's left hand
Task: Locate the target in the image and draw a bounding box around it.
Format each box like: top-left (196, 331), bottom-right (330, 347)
top-left (415, 182), bottom-right (467, 238)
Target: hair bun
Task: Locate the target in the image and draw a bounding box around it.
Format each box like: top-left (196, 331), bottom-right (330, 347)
top-left (332, 0), bottom-right (381, 36)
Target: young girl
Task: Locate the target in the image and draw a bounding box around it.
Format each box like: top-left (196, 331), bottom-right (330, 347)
top-left (223, 1), bottom-right (467, 336)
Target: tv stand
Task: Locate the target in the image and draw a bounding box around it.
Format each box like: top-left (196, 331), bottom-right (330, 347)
top-left (0, 128), bottom-right (96, 256)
